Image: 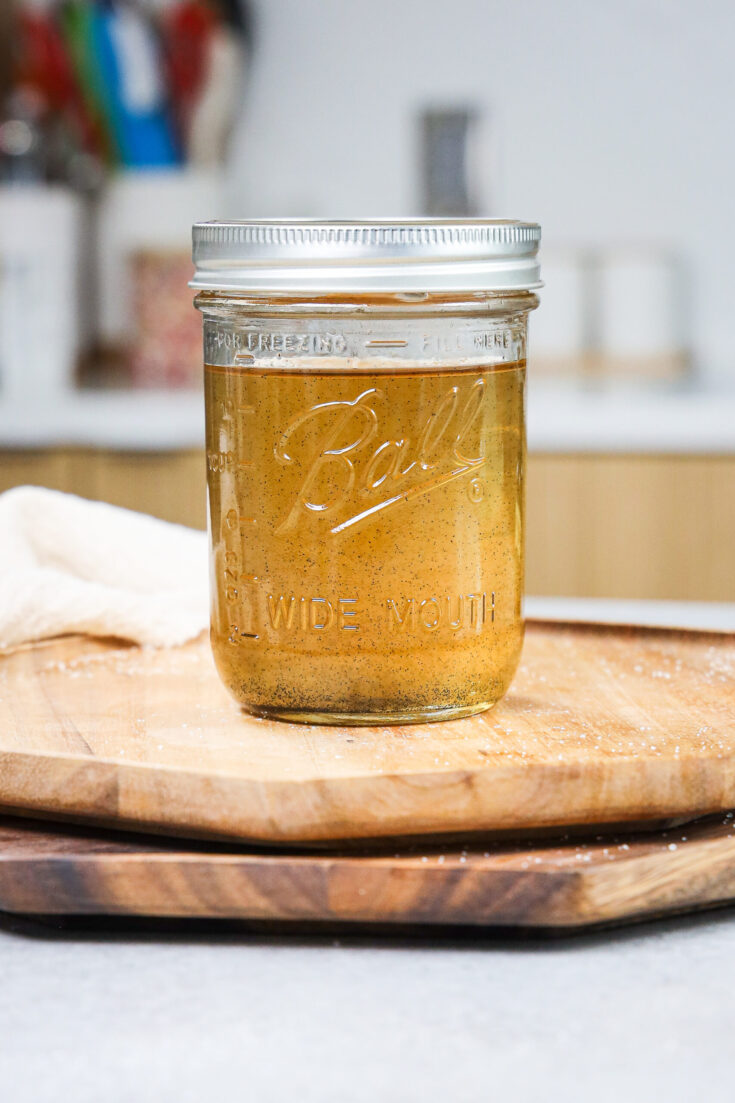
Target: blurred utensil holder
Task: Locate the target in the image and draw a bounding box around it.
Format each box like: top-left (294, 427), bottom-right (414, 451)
top-left (96, 168), bottom-right (223, 388)
top-left (0, 184), bottom-right (87, 404)
top-left (532, 245), bottom-right (690, 385)
top-left (591, 246), bottom-right (690, 383)
top-left (529, 246), bottom-right (591, 379)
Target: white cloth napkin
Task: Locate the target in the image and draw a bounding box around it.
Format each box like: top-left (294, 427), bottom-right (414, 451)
top-left (0, 486), bottom-right (209, 649)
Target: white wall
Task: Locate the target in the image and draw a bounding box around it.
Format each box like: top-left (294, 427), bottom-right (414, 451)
top-left (227, 0), bottom-right (735, 385)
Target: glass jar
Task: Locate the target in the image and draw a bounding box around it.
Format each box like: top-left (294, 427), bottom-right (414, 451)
top-left (192, 219), bottom-right (541, 724)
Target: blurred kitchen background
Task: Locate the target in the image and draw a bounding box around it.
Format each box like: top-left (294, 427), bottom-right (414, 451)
top-left (0, 0), bottom-right (733, 601)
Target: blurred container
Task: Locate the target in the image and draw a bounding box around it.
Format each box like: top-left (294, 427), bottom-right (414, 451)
top-left (0, 184), bottom-right (84, 404)
top-left (421, 107), bottom-right (479, 217)
top-left (592, 247), bottom-right (690, 382)
top-left (130, 247), bottom-right (203, 387)
top-left (97, 167), bottom-right (224, 386)
top-left (530, 247), bottom-right (590, 378)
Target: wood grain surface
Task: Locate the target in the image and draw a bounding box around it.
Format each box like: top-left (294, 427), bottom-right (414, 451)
top-left (0, 622), bottom-right (733, 844)
top-left (2, 812), bottom-right (735, 928)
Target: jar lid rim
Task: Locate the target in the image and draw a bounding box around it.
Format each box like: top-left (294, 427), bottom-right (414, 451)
top-left (191, 218), bottom-right (542, 293)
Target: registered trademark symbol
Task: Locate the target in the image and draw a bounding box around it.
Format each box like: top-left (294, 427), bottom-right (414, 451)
top-left (468, 477), bottom-right (484, 503)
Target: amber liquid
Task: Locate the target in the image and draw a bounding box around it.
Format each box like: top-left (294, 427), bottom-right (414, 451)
top-left (205, 360), bottom-right (525, 723)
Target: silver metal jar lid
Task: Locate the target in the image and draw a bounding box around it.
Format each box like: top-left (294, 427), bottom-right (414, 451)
top-left (191, 218), bottom-right (541, 293)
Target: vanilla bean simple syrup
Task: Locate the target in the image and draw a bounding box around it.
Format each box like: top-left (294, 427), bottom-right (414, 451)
top-left (193, 220), bottom-right (541, 723)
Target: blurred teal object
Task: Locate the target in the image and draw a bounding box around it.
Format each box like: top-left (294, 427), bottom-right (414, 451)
top-left (94, 2), bottom-right (180, 168)
top-left (59, 1), bottom-right (179, 168)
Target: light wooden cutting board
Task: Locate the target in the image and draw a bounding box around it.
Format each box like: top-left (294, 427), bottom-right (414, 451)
top-left (0, 622), bottom-right (733, 844)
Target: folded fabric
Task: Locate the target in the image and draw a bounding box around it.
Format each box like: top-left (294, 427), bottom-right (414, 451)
top-left (0, 486), bottom-right (208, 649)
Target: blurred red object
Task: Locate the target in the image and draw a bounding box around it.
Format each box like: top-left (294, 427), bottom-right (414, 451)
top-left (160, 1), bottom-right (216, 150)
top-left (15, 5), bottom-right (108, 161)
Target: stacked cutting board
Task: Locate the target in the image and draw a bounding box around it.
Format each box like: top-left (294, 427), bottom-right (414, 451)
top-left (1, 620), bottom-right (734, 931)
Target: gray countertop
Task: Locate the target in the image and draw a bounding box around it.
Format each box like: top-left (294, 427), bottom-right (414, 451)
top-left (2, 912), bottom-right (735, 1103)
top-left (1, 598), bottom-right (734, 1103)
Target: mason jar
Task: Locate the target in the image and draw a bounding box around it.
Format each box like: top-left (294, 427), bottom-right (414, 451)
top-left (192, 219), bottom-right (541, 725)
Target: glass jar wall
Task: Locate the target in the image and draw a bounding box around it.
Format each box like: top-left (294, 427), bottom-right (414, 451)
top-left (196, 285), bottom-right (537, 723)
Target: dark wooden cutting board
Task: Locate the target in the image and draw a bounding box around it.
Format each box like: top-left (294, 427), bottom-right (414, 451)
top-left (2, 812), bottom-right (735, 930)
top-left (0, 621), bottom-right (733, 843)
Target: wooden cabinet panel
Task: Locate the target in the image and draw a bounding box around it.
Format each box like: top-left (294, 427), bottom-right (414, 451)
top-left (1, 450), bottom-right (733, 600)
top-left (0, 450), bottom-right (207, 529)
top-left (526, 455), bottom-right (735, 600)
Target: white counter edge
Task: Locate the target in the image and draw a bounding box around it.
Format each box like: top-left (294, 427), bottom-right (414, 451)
top-left (526, 596), bottom-right (735, 632)
top-left (0, 385), bottom-right (733, 452)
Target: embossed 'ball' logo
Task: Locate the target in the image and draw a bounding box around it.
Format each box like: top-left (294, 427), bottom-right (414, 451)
top-left (274, 379), bottom-right (487, 535)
